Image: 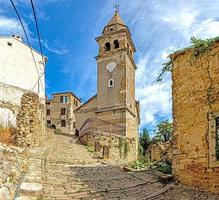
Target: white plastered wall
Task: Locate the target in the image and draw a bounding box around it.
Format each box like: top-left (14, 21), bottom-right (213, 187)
top-left (0, 36), bottom-right (46, 127)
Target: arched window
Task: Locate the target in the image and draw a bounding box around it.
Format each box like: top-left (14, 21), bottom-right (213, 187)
top-left (105, 42), bottom-right (111, 51)
top-left (108, 79), bottom-right (114, 87)
top-left (114, 40), bottom-right (119, 49)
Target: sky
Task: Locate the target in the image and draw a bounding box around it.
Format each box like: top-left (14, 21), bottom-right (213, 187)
top-left (1, 0), bottom-right (219, 135)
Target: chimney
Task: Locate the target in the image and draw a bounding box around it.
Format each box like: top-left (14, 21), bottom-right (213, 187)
top-left (12, 35), bottom-right (23, 42)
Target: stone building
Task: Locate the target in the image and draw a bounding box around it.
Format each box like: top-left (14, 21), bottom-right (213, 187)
top-left (46, 92), bottom-right (81, 134)
top-left (0, 35), bottom-right (47, 128)
top-left (75, 11), bottom-right (140, 161)
top-left (171, 40), bottom-right (219, 193)
top-left (146, 141), bottom-right (172, 162)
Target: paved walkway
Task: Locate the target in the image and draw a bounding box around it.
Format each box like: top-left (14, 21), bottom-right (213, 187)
top-left (16, 133), bottom-right (219, 200)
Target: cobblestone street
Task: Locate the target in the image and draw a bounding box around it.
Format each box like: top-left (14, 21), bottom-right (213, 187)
top-left (33, 134), bottom-right (219, 200)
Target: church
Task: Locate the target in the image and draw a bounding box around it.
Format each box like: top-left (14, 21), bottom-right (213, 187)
top-left (75, 11), bottom-right (140, 161)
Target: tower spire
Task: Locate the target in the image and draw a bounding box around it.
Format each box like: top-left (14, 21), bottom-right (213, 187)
top-left (114, 0), bottom-right (120, 13)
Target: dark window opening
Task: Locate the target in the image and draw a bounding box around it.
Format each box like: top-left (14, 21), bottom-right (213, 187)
top-left (46, 109), bottom-right (50, 115)
top-left (216, 117), bottom-right (219, 160)
top-left (61, 108), bottom-right (66, 115)
top-left (114, 40), bottom-right (119, 49)
top-left (60, 96), bottom-right (64, 103)
top-left (110, 28), bottom-right (114, 31)
top-left (108, 79), bottom-right (114, 87)
top-left (46, 101), bottom-right (50, 105)
top-left (61, 120), bottom-right (66, 127)
top-left (7, 42), bottom-right (12, 46)
top-left (47, 120), bottom-right (51, 125)
top-left (73, 122), bottom-right (76, 128)
top-left (105, 42), bottom-right (111, 51)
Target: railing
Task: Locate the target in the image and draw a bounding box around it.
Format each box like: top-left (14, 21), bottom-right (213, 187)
top-left (79, 118), bottom-right (125, 137)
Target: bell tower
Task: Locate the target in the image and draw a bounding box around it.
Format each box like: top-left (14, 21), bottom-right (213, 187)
top-left (96, 11), bottom-right (137, 116)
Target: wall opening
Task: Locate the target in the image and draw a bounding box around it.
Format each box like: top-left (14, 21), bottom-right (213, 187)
top-left (105, 42), bottom-right (111, 51)
top-left (108, 79), bottom-right (114, 87)
top-left (114, 40), bottom-right (119, 49)
top-left (61, 120), bottom-right (66, 127)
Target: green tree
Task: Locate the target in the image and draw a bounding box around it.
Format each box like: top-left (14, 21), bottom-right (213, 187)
top-left (139, 128), bottom-right (151, 155)
top-left (154, 120), bottom-right (173, 142)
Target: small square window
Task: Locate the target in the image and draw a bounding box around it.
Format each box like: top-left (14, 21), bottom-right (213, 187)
top-left (47, 120), bottom-right (51, 125)
top-left (7, 42), bottom-right (12, 46)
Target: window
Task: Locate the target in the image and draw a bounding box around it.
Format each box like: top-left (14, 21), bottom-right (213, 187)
top-left (61, 120), bottom-right (66, 127)
top-left (73, 122), bottom-right (76, 128)
top-left (64, 96), bottom-right (68, 103)
top-left (216, 117), bottom-right (219, 160)
top-left (110, 28), bottom-right (114, 32)
top-left (47, 120), bottom-right (51, 125)
top-left (105, 42), bottom-right (111, 51)
top-left (76, 101), bottom-right (78, 107)
top-left (108, 79), bottom-right (114, 87)
top-left (61, 108), bottom-right (66, 115)
top-left (209, 113), bottom-right (219, 167)
top-left (60, 96), bottom-right (64, 103)
top-left (46, 101), bottom-right (50, 105)
top-left (114, 40), bottom-right (119, 49)
top-left (7, 42), bottom-right (12, 46)
top-left (46, 109), bottom-right (50, 115)
top-left (60, 96), bottom-right (68, 103)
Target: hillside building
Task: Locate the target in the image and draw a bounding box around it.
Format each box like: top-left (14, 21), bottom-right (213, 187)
top-left (46, 92), bottom-right (81, 134)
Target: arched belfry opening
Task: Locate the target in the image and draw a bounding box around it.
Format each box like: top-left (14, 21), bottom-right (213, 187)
top-left (105, 42), bottom-right (111, 51)
top-left (114, 40), bottom-right (119, 49)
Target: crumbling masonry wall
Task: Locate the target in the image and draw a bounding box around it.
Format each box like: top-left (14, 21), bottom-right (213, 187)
top-left (172, 42), bottom-right (219, 193)
top-left (15, 92), bottom-right (43, 147)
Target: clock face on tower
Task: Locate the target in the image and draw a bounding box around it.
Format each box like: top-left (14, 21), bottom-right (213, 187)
top-left (106, 61), bottom-right (117, 72)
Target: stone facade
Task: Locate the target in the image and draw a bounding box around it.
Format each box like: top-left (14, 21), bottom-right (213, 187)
top-left (0, 35), bottom-right (46, 128)
top-left (146, 142), bottom-right (172, 162)
top-left (15, 92), bottom-right (44, 147)
top-left (79, 131), bottom-right (137, 163)
top-left (75, 11), bottom-right (140, 162)
top-left (46, 92), bottom-right (81, 134)
top-left (171, 42), bottom-right (219, 193)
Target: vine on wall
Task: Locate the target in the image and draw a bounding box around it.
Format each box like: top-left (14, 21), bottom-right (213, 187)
top-left (157, 36), bottom-right (219, 82)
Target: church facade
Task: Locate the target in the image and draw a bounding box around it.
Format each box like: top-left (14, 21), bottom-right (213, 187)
top-left (75, 11), bottom-right (140, 161)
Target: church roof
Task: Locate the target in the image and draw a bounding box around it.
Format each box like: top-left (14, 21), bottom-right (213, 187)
top-left (106, 11), bottom-right (126, 27)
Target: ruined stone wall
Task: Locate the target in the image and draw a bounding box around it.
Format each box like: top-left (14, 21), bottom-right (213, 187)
top-left (79, 131), bottom-right (137, 163)
top-left (172, 42), bottom-right (219, 193)
top-left (15, 92), bottom-right (43, 147)
top-left (0, 143), bottom-right (27, 199)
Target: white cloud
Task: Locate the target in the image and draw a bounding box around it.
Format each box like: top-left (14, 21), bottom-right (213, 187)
top-left (193, 19), bottom-right (219, 39)
top-left (0, 16), bottom-right (23, 35)
top-left (135, 53), bottom-right (172, 128)
top-left (44, 40), bottom-right (69, 55)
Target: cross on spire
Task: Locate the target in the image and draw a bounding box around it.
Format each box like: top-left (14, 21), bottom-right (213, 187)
top-left (114, 0), bottom-right (120, 13)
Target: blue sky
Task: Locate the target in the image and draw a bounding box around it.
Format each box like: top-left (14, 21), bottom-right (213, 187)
top-left (1, 0), bottom-right (219, 134)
